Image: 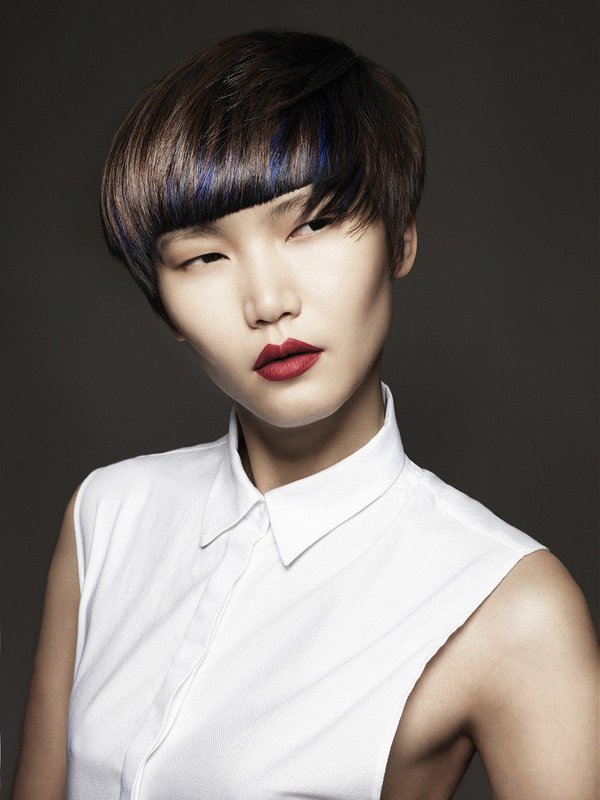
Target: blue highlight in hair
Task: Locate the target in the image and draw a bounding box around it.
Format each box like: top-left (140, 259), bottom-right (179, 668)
top-left (267, 105), bottom-right (332, 196)
top-left (268, 123), bottom-right (287, 192)
top-left (316, 108), bottom-right (331, 175)
top-left (157, 103), bottom-right (339, 238)
top-left (267, 108), bottom-right (302, 193)
top-left (112, 207), bottom-right (145, 263)
top-left (165, 174), bottom-right (177, 216)
top-left (194, 154), bottom-right (216, 208)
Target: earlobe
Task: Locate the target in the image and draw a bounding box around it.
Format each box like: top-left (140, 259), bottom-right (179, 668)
top-left (171, 328), bottom-right (186, 342)
top-left (393, 217), bottom-right (418, 279)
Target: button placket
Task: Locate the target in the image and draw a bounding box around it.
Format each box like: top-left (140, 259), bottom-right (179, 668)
top-left (120, 505), bottom-right (269, 800)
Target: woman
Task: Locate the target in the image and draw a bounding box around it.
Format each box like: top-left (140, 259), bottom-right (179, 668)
top-left (13, 29), bottom-right (598, 800)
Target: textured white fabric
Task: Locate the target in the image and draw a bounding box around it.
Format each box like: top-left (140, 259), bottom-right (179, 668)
top-left (67, 382), bottom-right (547, 800)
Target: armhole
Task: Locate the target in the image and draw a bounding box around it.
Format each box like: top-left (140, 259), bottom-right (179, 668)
top-left (369, 542), bottom-right (549, 800)
top-left (72, 467), bottom-right (103, 595)
top-left (70, 467), bottom-right (104, 685)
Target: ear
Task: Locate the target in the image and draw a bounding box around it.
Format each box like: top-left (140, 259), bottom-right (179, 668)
top-left (393, 216), bottom-right (417, 279)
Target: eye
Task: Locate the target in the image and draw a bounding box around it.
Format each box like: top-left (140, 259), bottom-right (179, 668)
top-left (197, 252), bottom-right (223, 263)
top-left (289, 218), bottom-right (333, 238)
top-left (178, 252), bottom-right (224, 268)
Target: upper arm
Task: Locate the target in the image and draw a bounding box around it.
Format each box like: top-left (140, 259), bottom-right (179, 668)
top-left (467, 550), bottom-right (599, 800)
top-left (12, 484), bottom-right (83, 800)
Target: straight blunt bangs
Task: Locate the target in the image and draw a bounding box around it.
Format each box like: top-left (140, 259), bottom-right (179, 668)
top-left (100, 30), bottom-right (426, 328)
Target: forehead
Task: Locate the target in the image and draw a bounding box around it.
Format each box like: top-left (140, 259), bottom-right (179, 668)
top-left (156, 186), bottom-right (314, 254)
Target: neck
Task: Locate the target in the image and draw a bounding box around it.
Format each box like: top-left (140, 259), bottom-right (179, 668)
top-left (235, 361), bottom-right (386, 494)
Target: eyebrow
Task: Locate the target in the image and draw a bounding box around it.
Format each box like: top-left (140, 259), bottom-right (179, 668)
top-left (266, 193), bottom-right (311, 221)
top-left (157, 220), bottom-right (227, 252)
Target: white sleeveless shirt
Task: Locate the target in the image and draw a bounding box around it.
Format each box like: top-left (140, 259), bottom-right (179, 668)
top-left (67, 382), bottom-right (547, 800)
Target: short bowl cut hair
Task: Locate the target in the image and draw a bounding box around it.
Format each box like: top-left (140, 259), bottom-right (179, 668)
top-left (100, 29), bottom-right (426, 329)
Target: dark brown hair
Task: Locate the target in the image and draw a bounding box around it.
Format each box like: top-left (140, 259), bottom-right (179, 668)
top-left (101, 30), bottom-right (425, 329)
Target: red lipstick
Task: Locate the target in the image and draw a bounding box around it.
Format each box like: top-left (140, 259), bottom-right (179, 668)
top-left (253, 338), bottom-right (323, 382)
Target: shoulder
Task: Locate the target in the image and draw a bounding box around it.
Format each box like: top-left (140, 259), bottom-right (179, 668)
top-left (464, 548), bottom-right (598, 731)
top-left (461, 551), bottom-right (599, 799)
top-left (475, 549), bottom-right (597, 661)
top-left (79, 435), bottom-right (228, 501)
top-left (414, 465), bottom-right (547, 558)
top-left (71, 436), bottom-right (228, 561)
top-left (439, 548), bottom-right (597, 708)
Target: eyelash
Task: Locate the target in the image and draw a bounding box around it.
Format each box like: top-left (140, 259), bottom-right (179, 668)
top-left (294, 217), bottom-right (332, 235)
top-left (181, 217), bottom-right (333, 267)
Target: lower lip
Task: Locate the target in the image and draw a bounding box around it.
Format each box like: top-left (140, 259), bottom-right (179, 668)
top-left (255, 351), bottom-right (323, 382)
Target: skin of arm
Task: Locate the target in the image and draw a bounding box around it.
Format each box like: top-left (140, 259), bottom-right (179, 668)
top-left (465, 549), bottom-right (599, 800)
top-left (11, 485), bottom-right (82, 800)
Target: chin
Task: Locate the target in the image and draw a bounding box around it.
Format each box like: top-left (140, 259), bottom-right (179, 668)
top-left (238, 383), bottom-right (350, 431)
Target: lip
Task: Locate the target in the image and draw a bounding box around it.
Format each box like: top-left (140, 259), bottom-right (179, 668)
top-left (255, 352), bottom-right (322, 382)
top-left (253, 338), bottom-right (323, 370)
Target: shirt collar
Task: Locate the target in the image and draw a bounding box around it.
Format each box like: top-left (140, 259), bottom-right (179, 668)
top-left (199, 381), bottom-right (406, 567)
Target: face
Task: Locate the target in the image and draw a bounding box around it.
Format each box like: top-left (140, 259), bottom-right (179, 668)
top-left (155, 187), bottom-right (416, 429)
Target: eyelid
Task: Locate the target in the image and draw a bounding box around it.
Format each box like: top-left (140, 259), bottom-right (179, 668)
top-left (176, 252), bottom-right (224, 269)
top-left (289, 216), bottom-right (334, 238)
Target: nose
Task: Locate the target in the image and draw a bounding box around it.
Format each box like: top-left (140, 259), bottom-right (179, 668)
top-left (241, 250), bottom-right (302, 329)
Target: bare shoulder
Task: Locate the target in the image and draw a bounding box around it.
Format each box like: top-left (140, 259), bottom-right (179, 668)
top-left (475, 549), bottom-right (597, 659)
top-left (463, 549), bottom-right (599, 800)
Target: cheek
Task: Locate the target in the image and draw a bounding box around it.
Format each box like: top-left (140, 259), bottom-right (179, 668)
top-left (326, 255), bottom-right (392, 331)
top-left (355, 237), bottom-right (393, 325)
top-left (352, 280), bottom-right (393, 353)
top-left (343, 264), bottom-right (394, 356)
top-left (159, 280), bottom-right (237, 366)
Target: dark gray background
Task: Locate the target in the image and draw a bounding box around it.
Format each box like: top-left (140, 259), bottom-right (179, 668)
top-left (2, 0), bottom-right (597, 797)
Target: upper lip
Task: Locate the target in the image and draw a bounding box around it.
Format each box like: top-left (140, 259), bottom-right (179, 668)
top-left (253, 338), bottom-right (323, 370)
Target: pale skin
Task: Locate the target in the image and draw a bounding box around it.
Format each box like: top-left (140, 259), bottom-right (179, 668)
top-left (12, 188), bottom-right (599, 799)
